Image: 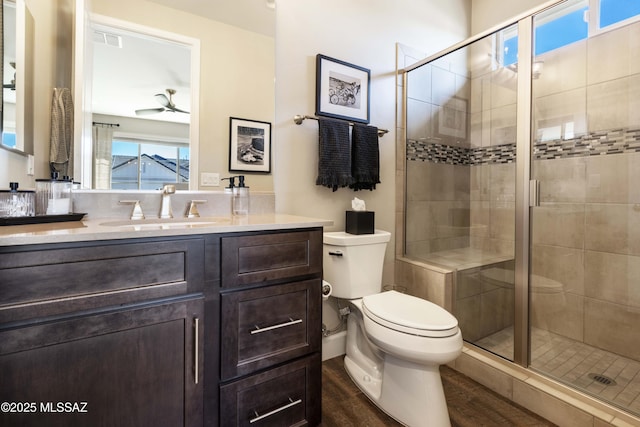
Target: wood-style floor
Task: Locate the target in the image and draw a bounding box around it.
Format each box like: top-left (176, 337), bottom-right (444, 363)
top-left (321, 356), bottom-right (557, 426)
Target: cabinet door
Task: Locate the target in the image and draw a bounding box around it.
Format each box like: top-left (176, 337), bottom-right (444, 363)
top-left (0, 295), bottom-right (204, 427)
top-left (220, 280), bottom-right (321, 380)
top-left (220, 354), bottom-right (321, 427)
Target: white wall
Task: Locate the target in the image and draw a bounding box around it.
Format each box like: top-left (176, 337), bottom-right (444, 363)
top-left (274, 0), bottom-right (471, 287)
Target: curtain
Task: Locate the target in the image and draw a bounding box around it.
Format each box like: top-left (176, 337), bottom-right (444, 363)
top-left (92, 125), bottom-right (114, 189)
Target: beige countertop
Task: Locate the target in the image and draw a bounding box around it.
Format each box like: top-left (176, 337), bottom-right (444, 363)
top-left (0, 214), bottom-right (333, 246)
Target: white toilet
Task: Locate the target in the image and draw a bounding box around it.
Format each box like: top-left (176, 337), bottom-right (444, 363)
top-left (323, 230), bottom-right (463, 427)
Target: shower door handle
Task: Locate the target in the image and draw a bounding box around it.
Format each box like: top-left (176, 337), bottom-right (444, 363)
top-left (529, 180), bottom-right (540, 207)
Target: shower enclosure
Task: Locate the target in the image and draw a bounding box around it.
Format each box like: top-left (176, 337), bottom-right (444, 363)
top-left (403, 0), bottom-right (640, 416)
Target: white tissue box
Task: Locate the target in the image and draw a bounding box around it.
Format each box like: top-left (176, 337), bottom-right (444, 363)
top-left (346, 211), bottom-right (374, 235)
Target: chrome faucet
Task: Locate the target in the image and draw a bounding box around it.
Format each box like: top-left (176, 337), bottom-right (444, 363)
top-left (159, 184), bottom-right (176, 219)
top-left (120, 200), bottom-right (145, 220)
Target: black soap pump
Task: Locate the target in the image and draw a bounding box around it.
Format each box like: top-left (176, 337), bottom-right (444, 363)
top-left (232, 175), bottom-right (249, 215)
top-left (221, 176), bottom-right (236, 193)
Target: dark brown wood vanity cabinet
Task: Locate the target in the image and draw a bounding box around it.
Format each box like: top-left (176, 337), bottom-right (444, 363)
top-left (0, 237), bottom-right (206, 427)
top-left (216, 228), bottom-right (323, 426)
top-left (0, 227), bottom-right (323, 427)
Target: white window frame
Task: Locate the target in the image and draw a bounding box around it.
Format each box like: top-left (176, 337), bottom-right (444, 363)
top-left (500, 0), bottom-right (640, 68)
top-left (588, 0), bottom-right (640, 35)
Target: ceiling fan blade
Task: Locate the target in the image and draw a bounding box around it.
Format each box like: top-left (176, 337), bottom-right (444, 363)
top-left (170, 107), bottom-right (190, 114)
top-left (154, 93), bottom-right (171, 108)
top-left (135, 107), bottom-right (165, 116)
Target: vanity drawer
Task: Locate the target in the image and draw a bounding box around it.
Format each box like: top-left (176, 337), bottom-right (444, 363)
top-left (0, 238), bottom-right (204, 322)
top-left (220, 229), bottom-right (322, 288)
top-left (220, 353), bottom-right (321, 427)
top-left (220, 279), bottom-right (321, 380)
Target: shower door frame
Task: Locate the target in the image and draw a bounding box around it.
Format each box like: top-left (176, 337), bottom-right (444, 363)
top-left (400, 0), bottom-right (569, 367)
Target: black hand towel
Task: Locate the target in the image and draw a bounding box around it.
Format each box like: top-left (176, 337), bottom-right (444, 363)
top-left (316, 117), bottom-right (354, 191)
top-left (350, 123), bottom-right (380, 191)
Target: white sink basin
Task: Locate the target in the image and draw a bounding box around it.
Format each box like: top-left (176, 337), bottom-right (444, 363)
top-left (100, 217), bottom-right (225, 229)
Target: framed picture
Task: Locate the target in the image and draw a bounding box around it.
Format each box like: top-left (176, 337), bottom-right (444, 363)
top-left (229, 117), bottom-right (271, 173)
top-left (316, 54), bottom-right (370, 124)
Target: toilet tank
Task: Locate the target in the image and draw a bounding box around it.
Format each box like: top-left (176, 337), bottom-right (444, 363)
top-left (323, 230), bottom-right (391, 299)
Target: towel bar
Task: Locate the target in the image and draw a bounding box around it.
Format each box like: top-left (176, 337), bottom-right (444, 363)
top-left (293, 114), bottom-right (388, 137)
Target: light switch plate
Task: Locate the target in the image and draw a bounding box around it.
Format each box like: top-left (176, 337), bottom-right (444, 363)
top-left (201, 172), bottom-right (220, 187)
top-left (27, 154), bottom-right (35, 176)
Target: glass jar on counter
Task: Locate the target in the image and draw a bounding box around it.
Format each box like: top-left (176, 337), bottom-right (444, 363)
top-left (35, 173), bottom-right (72, 215)
top-left (0, 182), bottom-right (35, 217)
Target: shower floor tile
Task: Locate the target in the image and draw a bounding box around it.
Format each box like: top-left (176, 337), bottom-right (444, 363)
top-left (475, 327), bottom-right (640, 417)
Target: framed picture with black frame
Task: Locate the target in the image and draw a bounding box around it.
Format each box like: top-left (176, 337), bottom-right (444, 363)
top-left (228, 117), bottom-right (271, 173)
top-left (315, 54), bottom-right (370, 124)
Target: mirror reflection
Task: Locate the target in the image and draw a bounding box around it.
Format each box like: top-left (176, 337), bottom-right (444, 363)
top-left (0, 0), bottom-right (275, 191)
top-left (88, 20), bottom-right (193, 190)
top-left (75, 0), bottom-right (276, 191)
top-left (2, 0), bottom-right (14, 148)
top-left (2, 0), bottom-right (34, 155)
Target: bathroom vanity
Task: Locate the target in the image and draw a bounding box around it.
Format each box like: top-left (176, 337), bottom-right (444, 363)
top-left (0, 214), bottom-right (328, 426)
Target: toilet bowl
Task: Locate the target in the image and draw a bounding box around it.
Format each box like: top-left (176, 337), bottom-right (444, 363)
top-left (323, 230), bottom-right (463, 427)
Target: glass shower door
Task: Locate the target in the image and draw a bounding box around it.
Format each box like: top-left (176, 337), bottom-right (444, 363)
top-left (404, 25), bottom-right (519, 361)
top-left (529, 0), bottom-right (640, 415)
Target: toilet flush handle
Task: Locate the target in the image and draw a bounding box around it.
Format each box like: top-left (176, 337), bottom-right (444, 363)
top-left (328, 250), bottom-right (343, 257)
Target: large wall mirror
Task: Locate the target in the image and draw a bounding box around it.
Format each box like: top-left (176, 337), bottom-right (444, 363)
top-left (1, 0), bottom-right (34, 156)
top-left (77, 14), bottom-right (198, 190)
top-left (75, 0), bottom-right (276, 190)
top-left (0, 0), bottom-right (275, 190)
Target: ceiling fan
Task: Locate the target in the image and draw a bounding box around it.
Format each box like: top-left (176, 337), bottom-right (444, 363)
top-left (135, 88), bottom-right (189, 116)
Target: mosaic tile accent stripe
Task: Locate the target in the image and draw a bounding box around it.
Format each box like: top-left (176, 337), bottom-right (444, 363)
top-left (407, 128), bottom-right (640, 165)
top-left (471, 144), bottom-right (517, 165)
top-left (406, 139), bottom-right (516, 166)
top-left (534, 127), bottom-right (640, 159)
top-left (406, 140), bottom-right (470, 165)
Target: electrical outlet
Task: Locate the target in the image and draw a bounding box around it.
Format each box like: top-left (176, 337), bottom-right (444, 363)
top-left (201, 172), bottom-right (220, 187)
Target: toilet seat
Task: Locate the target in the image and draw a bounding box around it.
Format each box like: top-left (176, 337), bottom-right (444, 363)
top-left (362, 291), bottom-right (459, 338)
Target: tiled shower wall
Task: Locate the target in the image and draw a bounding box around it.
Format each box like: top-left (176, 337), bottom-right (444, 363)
top-left (405, 33), bottom-right (518, 262)
top-left (530, 20), bottom-right (640, 361)
top-left (404, 20), bottom-right (640, 361)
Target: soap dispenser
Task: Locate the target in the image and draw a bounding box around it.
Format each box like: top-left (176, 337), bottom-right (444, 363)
top-left (232, 175), bottom-right (249, 215)
top-left (222, 176), bottom-right (236, 193)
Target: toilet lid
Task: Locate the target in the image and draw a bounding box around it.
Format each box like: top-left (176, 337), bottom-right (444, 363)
top-left (362, 291), bottom-right (459, 338)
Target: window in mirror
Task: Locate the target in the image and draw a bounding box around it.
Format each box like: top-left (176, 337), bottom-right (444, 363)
top-left (111, 139), bottom-right (189, 190)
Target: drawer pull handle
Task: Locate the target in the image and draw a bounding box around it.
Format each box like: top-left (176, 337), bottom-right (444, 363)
top-left (251, 317), bottom-right (302, 335)
top-left (194, 317), bottom-right (199, 385)
top-left (249, 397), bottom-right (302, 423)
